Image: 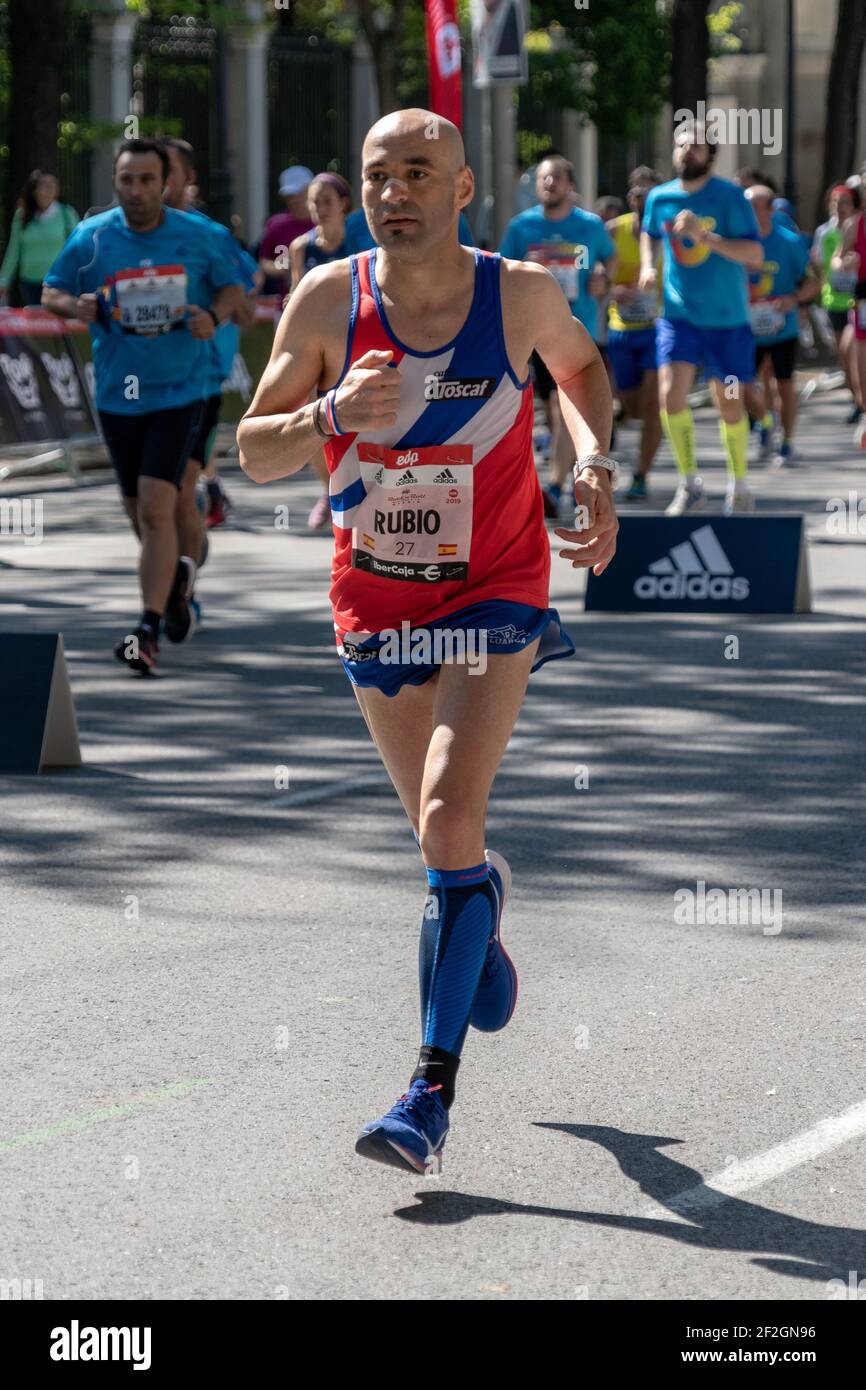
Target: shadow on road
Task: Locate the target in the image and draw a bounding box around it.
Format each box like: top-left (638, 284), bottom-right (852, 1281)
top-left (393, 1123), bottom-right (866, 1287)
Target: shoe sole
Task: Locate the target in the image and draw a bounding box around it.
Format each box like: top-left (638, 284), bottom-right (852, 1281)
top-left (355, 1128), bottom-right (444, 1174)
top-left (471, 849), bottom-right (518, 1033)
top-left (115, 649), bottom-right (157, 676)
top-left (665, 496), bottom-right (707, 517)
top-left (164, 558), bottom-right (197, 644)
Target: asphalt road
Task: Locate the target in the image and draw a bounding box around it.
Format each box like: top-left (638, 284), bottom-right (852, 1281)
top-left (1, 388), bottom-right (865, 1301)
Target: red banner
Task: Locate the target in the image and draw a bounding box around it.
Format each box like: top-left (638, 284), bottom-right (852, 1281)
top-left (425, 0), bottom-right (463, 129)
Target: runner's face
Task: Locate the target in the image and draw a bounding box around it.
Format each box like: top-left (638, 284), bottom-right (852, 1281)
top-left (536, 163), bottom-right (570, 209)
top-left (115, 153), bottom-right (166, 226)
top-left (362, 135), bottom-right (469, 258)
top-left (35, 176), bottom-right (59, 210)
top-left (628, 183), bottom-right (650, 216)
top-left (309, 184), bottom-right (345, 229)
top-left (750, 194), bottom-right (773, 233)
top-left (833, 192), bottom-right (852, 221)
top-left (163, 147), bottom-right (191, 210)
top-left (674, 137), bottom-right (711, 181)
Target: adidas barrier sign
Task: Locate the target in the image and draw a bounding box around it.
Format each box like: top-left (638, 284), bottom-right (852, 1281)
top-left (0, 633), bottom-right (82, 773)
top-left (585, 515), bottom-right (811, 614)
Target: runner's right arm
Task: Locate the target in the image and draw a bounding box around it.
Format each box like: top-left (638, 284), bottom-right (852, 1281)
top-left (41, 287), bottom-right (98, 321)
top-left (238, 266), bottom-right (401, 483)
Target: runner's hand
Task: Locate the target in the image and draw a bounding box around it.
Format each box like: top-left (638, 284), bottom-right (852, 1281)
top-left (554, 473), bottom-right (619, 577)
top-left (671, 210), bottom-right (706, 243)
top-left (75, 293), bottom-right (99, 323)
top-left (333, 349), bottom-right (401, 431)
top-left (638, 266), bottom-right (657, 294)
top-left (185, 305), bottom-right (215, 340)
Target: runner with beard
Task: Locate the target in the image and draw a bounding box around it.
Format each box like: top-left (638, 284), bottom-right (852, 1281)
top-left (641, 123), bottom-right (762, 515)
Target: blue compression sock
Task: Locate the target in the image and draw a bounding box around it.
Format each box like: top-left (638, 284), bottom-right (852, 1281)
top-left (411, 863), bottom-right (495, 1108)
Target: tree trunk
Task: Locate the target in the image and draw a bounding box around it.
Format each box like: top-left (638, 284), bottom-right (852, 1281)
top-left (5, 0), bottom-right (72, 231)
top-left (819, 0), bottom-right (866, 225)
top-left (670, 0), bottom-right (710, 130)
top-left (355, 0), bottom-right (408, 116)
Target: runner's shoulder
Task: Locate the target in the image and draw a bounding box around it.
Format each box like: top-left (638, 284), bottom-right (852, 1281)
top-left (283, 256), bottom-right (354, 329)
top-left (498, 255), bottom-right (562, 300)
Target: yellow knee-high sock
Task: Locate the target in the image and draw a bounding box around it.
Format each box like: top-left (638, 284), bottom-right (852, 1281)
top-left (659, 407), bottom-right (696, 477)
top-left (719, 416), bottom-right (749, 479)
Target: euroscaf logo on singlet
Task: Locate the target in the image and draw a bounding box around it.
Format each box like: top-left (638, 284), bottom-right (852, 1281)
top-left (423, 372), bottom-right (496, 401)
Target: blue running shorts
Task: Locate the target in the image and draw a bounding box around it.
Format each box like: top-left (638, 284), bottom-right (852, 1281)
top-left (607, 326), bottom-right (658, 391)
top-left (656, 318), bottom-right (756, 385)
top-left (338, 599), bottom-right (575, 698)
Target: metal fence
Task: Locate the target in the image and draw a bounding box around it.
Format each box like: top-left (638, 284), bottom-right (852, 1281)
top-left (133, 15), bottom-right (218, 201)
top-left (267, 32), bottom-right (352, 203)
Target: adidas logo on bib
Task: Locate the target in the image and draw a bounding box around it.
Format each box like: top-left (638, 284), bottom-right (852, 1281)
top-left (634, 525), bottom-right (750, 601)
top-left (432, 467), bottom-right (457, 484)
top-left (395, 470), bottom-right (417, 486)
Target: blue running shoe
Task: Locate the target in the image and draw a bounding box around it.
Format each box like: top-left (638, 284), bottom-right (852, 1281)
top-left (355, 1079), bottom-right (449, 1174)
top-left (470, 850), bottom-right (518, 1032)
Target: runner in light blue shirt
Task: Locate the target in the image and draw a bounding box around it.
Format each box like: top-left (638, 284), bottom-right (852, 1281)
top-left (43, 139), bottom-right (245, 675)
top-left (499, 154), bottom-right (616, 518)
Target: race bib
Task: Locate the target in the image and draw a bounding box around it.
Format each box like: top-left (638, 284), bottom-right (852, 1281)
top-left (749, 302), bottom-right (785, 338)
top-left (831, 270), bottom-right (857, 296)
top-left (548, 259), bottom-right (579, 300)
top-left (617, 290), bottom-right (657, 324)
top-left (352, 443), bottom-right (473, 584)
top-left (530, 242), bottom-right (584, 301)
top-left (113, 265), bottom-right (188, 334)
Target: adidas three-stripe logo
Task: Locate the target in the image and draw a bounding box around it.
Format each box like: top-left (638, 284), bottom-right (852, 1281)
top-left (634, 525), bottom-right (750, 601)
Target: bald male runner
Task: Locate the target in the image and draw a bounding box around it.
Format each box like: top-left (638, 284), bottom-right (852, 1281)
top-left (238, 110), bottom-right (618, 1175)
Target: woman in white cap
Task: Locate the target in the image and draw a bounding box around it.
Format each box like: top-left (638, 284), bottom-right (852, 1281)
top-left (257, 165), bottom-right (315, 296)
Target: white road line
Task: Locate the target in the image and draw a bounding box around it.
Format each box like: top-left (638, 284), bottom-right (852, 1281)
top-left (270, 771), bottom-right (391, 806)
top-left (643, 1099), bottom-right (866, 1219)
top-left (268, 736), bottom-right (546, 807)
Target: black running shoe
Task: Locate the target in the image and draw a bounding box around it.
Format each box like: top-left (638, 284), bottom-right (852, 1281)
top-left (164, 556), bottom-right (197, 643)
top-left (114, 623), bottom-right (158, 675)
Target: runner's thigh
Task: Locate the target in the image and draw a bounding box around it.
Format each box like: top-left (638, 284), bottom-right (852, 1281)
top-left (422, 642), bottom-right (540, 817)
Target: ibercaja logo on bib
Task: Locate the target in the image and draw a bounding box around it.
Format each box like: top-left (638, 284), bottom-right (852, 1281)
top-left (423, 372), bottom-right (496, 401)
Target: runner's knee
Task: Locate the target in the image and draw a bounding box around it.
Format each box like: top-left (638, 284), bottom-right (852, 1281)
top-left (419, 799), bottom-right (485, 865)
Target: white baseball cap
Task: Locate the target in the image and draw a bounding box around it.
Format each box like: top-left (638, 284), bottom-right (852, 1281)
top-left (278, 165), bottom-right (313, 196)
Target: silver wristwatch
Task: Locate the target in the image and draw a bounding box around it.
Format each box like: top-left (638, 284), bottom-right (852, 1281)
top-left (574, 451), bottom-right (620, 489)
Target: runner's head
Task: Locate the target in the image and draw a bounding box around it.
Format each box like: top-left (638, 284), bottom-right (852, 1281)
top-left (361, 109), bottom-right (473, 259)
top-left (828, 182), bottom-right (857, 220)
top-left (162, 139), bottom-right (196, 211)
top-left (536, 155), bottom-right (575, 213)
top-left (672, 123), bottom-right (716, 183)
top-left (278, 166), bottom-right (314, 217)
top-left (595, 195), bottom-right (623, 224)
top-left (113, 140), bottom-right (170, 230)
top-left (626, 166), bottom-right (662, 218)
top-left (308, 173), bottom-right (352, 234)
top-left (744, 184), bottom-right (775, 234)
top-left (18, 169), bottom-right (60, 225)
